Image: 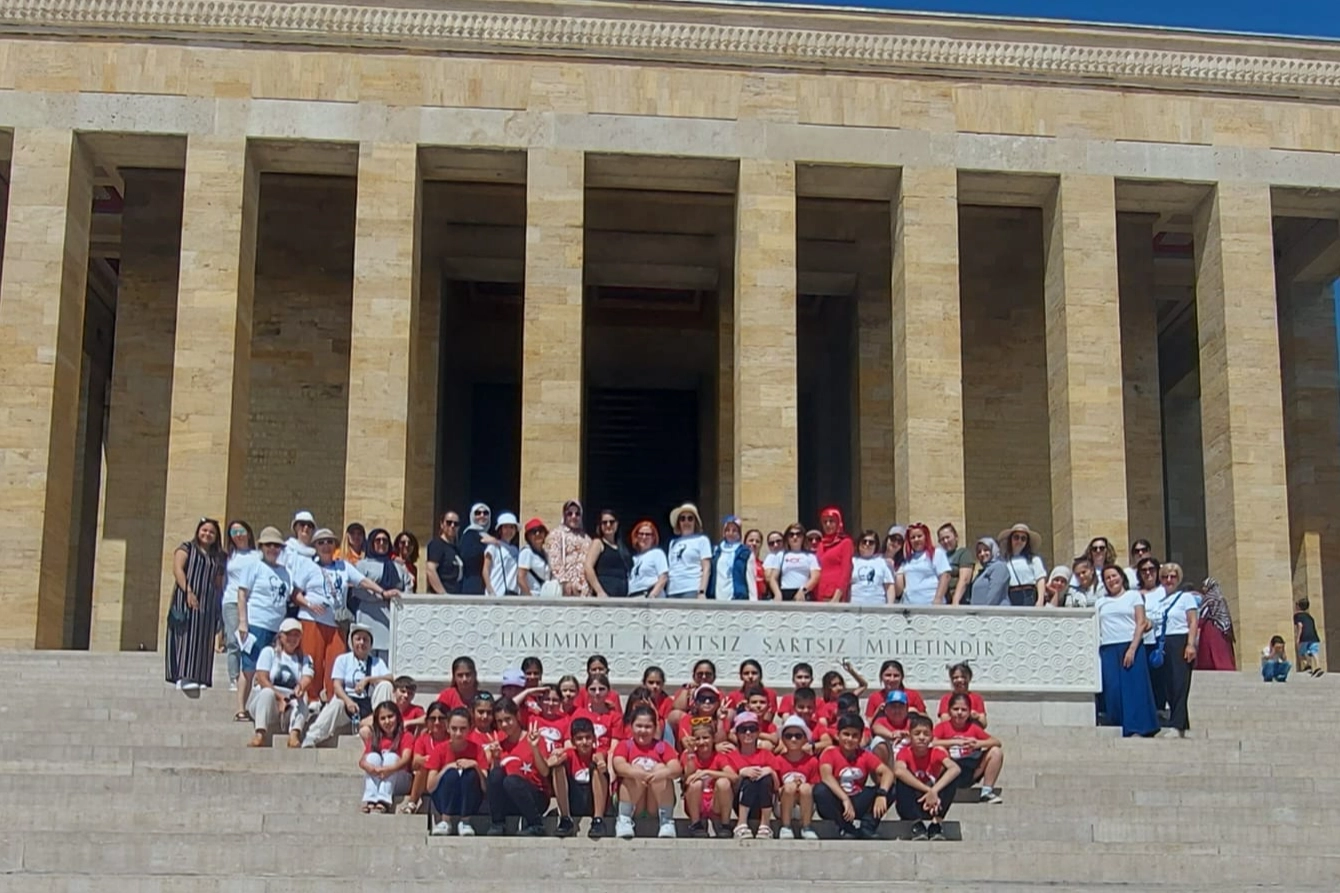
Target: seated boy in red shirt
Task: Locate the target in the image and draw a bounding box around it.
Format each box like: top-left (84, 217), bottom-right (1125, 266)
top-left (893, 713), bottom-right (962, 840)
top-left (545, 716), bottom-right (609, 839)
top-left (787, 688), bottom-right (832, 752)
top-left (816, 713), bottom-right (894, 839)
top-left (870, 689), bottom-right (913, 766)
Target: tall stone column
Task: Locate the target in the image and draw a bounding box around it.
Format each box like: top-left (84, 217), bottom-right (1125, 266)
top-left (343, 142), bottom-right (422, 531)
top-left (0, 129), bottom-right (94, 649)
top-left (1043, 174), bottom-right (1129, 565)
top-left (91, 169), bottom-right (184, 651)
top-left (1279, 279), bottom-right (1340, 662)
top-left (734, 159), bottom-right (798, 532)
top-left (1193, 182), bottom-right (1292, 662)
top-left (1117, 214), bottom-right (1166, 558)
top-left (856, 263), bottom-right (895, 532)
top-left (159, 136), bottom-right (259, 623)
top-left (892, 167), bottom-right (963, 527)
top-left (519, 148), bottom-right (584, 523)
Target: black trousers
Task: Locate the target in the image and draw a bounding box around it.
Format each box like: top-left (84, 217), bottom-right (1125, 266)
top-left (487, 767), bottom-right (546, 827)
top-left (1159, 633), bottom-right (1193, 731)
top-left (814, 785), bottom-right (882, 834)
top-left (893, 780), bottom-right (956, 821)
top-left (733, 776), bottom-right (776, 820)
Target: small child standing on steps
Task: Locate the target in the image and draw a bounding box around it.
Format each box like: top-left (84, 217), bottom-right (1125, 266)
top-left (1262, 635), bottom-right (1292, 683)
top-left (1294, 599), bottom-right (1325, 677)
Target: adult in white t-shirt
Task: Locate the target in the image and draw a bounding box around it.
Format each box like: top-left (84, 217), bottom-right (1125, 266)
top-left (236, 527), bottom-right (296, 671)
top-left (518, 518), bottom-right (553, 596)
top-left (482, 513), bottom-right (521, 596)
top-left (1146, 583), bottom-right (1199, 736)
top-left (1094, 566), bottom-right (1157, 737)
top-left (848, 530), bottom-right (895, 606)
top-left (221, 522), bottom-right (260, 694)
top-left (896, 524), bottom-right (952, 606)
top-left (303, 624), bottom-right (393, 748)
top-left (998, 523), bottom-right (1047, 607)
top-left (628, 520), bottom-right (669, 597)
top-left (764, 526), bottom-right (821, 601)
top-left (246, 617), bottom-right (315, 748)
top-left (665, 503), bottom-right (711, 599)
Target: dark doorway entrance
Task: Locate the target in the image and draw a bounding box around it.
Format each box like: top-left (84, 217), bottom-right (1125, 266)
top-left (584, 387), bottom-right (698, 539)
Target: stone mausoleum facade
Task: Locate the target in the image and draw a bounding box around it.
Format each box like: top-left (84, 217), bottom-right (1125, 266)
top-left (0, 0), bottom-right (1337, 665)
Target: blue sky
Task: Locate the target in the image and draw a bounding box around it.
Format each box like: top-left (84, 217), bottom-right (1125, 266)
top-left (763, 1), bottom-right (1340, 38)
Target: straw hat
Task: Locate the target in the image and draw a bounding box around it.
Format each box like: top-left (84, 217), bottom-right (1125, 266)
top-left (669, 502), bottom-right (703, 530)
top-left (257, 526), bottom-right (286, 546)
top-left (998, 523), bottom-right (1042, 553)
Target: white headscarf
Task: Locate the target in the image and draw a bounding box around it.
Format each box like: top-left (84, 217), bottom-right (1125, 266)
top-left (466, 503), bottom-right (491, 533)
top-left (976, 536), bottom-right (1002, 564)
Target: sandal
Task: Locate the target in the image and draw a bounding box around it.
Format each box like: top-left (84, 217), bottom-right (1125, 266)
top-left (234, 711), bottom-right (252, 723)
top-left (733, 823), bottom-right (753, 839)
top-left (361, 803), bottom-right (374, 814)
top-left (371, 803), bottom-right (388, 814)
top-left (398, 800), bottom-right (421, 815)
top-left (755, 824), bottom-right (773, 839)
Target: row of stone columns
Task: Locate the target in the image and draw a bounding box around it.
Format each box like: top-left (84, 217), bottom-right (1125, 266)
top-left (0, 130), bottom-right (1302, 659)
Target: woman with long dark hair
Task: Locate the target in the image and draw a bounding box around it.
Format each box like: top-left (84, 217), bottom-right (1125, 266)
top-left (354, 528), bottom-right (409, 663)
top-left (1096, 565), bottom-right (1158, 737)
top-left (220, 520), bottom-right (257, 697)
top-left (585, 509), bottom-right (632, 598)
top-left (394, 530), bottom-right (420, 592)
top-left (165, 518), bottom-right (227, 692)
top-left (999, 523), bottom-right (1046, 607)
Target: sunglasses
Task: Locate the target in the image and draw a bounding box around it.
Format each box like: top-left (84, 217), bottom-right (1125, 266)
top-left (636, 531), bottom-right (655, 538)
top-left (315, 538), bottom-right (337, 545)
top-left (444, 520), bottom-right (459, 527)
top-left (736, 725), bottom-right (759, 734)
top-left (768, 539), bottom-right (783, 546)
top-left (1139, 566), bottom-right (1158, 574)
top-left (427, 716), bottom-right (448, 723)
top-left (601, 519), bottom-right (617, 526)
top-left (372, 536), bottom-right (390, 544)
top-left (860, 538), bottom-right (878, 546)
top-left (229, 527), bottom-right (247, 535)
top-left (782, 732), bottom-right (806, 741)
top-left (695, 696), bottom-right (719, 704)
top-left (1133, 546), bottom-right (1151, 554)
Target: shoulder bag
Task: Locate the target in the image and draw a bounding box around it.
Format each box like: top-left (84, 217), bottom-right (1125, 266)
top-left (1148, 592), bottom-right (1180, 669)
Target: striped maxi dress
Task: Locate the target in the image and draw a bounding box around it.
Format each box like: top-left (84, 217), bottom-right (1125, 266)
top-left (164, 541), bottom-right (226, 687)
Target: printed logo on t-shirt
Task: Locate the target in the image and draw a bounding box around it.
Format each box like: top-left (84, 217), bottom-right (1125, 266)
top-left (857, 566), bottom-right (878, 585)
top-left (838, 766), bottom-right (866, 794)
top-left (572, 766), bottom-right (591, 783)
top-left (592, 722), bottom-right (608, 740)
top-left (781, 769), bottom-right (807, 786)
top-left (631, 754), bottom-right (660, 771)
top-left (538, 725), bottom-right (563, 744)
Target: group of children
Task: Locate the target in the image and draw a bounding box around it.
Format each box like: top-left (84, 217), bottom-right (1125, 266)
top-left (355, 655), bottom-right (1005, 841)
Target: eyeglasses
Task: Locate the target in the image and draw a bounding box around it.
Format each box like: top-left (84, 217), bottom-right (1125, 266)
top-left (635, 531), bottom-right (655, 539)
top-left (782, 732), bottom-right (806, 741)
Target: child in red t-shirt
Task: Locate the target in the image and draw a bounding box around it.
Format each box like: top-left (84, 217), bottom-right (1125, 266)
top-left (425, 707), bottom-right (487, 835)
top-left (773, 714), bottom-right (821, 840)
top-left (816, 713), bottom-right (893, 839)
top-left (893, 714), bottom-right (961, 840)
top-left (933, 692), bottom-right (1004, 803)
top-left (466, 692), bottom-right (498, 748)
top-left (787, 688), bottom-right (833, 753)
top-left (641, 666), bottom-right (675, 722)
top-left (571, 673), bottom-right (618, 752)
top-left (669, 659), bottom-right (719, 735)
top-left (485, 698), bottom-right (551, 836)
top-left (864, 660), bottom-right (927, 719)
top-left (557, 675), bottom-right (580, 716)
top-left (775, 661), bottom-right (814, 717)
top-left (531, 685), bottom-right (572, 751)
top-left (724, 659), bottom-right (779, 715)
top-left (545, 716), bottom-right (609, 839)
top-left (870, 690), bottom-right (914, 767)
top-left (359, 701), bottom-right (414, 813)
top-left (936, 662), bottom-right (989, 728)
top-left (572, 655), bottom-right (622, 712)
top-left (611, 705), bottom-right (682, 839)
top-left (434, 657), bottom-right (480, 710)
top-left (729, 688), bottom-right (778, 752)
top-left (403, 701), bottom-right (452, 815)
top-left (682, 720), bottom-right (733, 837)
top-left (676, 684), bottom-right (728, 751)
top-left (724, 711), bottom-right (778, 839)
top-left (612, 686), bottom-right (664, 743)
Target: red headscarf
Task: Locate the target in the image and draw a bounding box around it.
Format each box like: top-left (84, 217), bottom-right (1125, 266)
top-left (815, 507), bottom-right (853, 601)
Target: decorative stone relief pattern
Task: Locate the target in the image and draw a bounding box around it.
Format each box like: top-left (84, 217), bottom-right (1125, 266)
top-left (1, 0), bottom-right (1337, 97)
top-left (391, 597), bottom-right (1099, 692)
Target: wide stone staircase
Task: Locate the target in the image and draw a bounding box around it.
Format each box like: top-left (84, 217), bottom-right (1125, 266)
top-left (0, 651), bottom-right (1335, 891)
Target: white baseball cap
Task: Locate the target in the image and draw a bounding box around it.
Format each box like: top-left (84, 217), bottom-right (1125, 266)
top-left (292, 510), bottom-right (316, 528)
top-left (278, 618), bottom-right (303, 634)
top-left (501, 668), bottom-right (526, 687)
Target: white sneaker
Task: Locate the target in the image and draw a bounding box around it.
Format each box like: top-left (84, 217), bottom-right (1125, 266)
top-left (777, 826), bottom-right (795, 840)
top-left (457, 821), bottom-right (476, 837)
top-left (800, 827), bottom-right (819, 840)
top-left (180, 681), bottom-right (200, 691)
top-left (615, 815), bottom-right (636, 839)
top-left (657, 819), bottom-right (677, 839)
top-left (432, 820), bottom-right (454, 836)
top-left (228, 681), bottom-right (238, 692)
top-left (299, 736), bottom-right (316, 749)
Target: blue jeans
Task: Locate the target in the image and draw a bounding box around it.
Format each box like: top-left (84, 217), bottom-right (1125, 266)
top-left (1262, 659), bottom-right (1291, 682)
top-left (430, 768), bottom-right (484, 818)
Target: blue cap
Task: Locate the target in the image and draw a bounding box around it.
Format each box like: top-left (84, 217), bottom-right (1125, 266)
top-left (884, 690), bottom-right (909, 706)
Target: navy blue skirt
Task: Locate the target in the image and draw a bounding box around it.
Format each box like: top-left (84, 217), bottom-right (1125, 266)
top-left (1099, 643), bottom-right (1158, 737)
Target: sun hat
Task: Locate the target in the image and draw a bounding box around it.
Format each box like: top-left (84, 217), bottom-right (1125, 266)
top-left (278, 618), bottom-right (303, 634)
top-left (1049, 565), bottom-right (1072, 583)
top-left (669, 502), bottom-right (703, 530)
top-left (732, 711), bottom-right (760, 731)
top-left (348, 623), bottom-right (374, 644)
top-left (495, 512), bottom-right (519, 529)
top-left (524, 517), bottom-right (546, 535)
top-left (291, 510), bottom-right (315, 529)
top-left (781, 714), bottom-right (812, 740)
top-left (257, 526), bottom-right (286, 546)
top-left (693, 683), bottom-right (721, 702)
top-left (501, 668), bottom-right (526, 688)
top-left (998, 523), bottom-right (1042, 552)
top-left (312, 528), bottom-right (337, 543)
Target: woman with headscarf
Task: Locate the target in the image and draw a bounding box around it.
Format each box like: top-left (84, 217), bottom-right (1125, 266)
top-left (165, 518), bottom-right (227, 691)
top-left (354, 528), bottom-right (410, 663)
top-left (544, 499), bottom-right (592, 596)
top-left (707, 515), bottom-right (758, 601)
top-left (968, 537), bottom-right (1009, 607)
top-left (628, 520), bottom-right (668, 598)
top-left (814, 507), bottom-right (854, 602)
top-left (1195, 577), bottom-right (1237, 670)
top-left (458, 503), bottom-right (492, 594)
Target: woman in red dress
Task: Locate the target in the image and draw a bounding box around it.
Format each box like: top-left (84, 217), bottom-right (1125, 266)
top-left (1195, 577), bottom-right (1237, 671)
top-left (814, 507), bottom-right (853, 602)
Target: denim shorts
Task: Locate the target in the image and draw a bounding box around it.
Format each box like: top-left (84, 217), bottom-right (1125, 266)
top-left (239, 627), bottom-right (277, 672)
top-left (1301, 641), bottom-right (1321, 658)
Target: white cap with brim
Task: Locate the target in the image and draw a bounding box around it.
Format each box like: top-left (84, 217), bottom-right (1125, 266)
top-left (348, 623), bottom-right (374, 644)
top-left (781, 714), bottom-right (812, 740)
top-left (257, 526), bottom-right (286, 546)
top-left (292, 510), bottom-right (315, 528)
top-left (495, 512), bottom-right (519, 529)
top-left (278, 618), bottom-right (303, 634)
